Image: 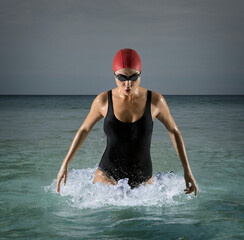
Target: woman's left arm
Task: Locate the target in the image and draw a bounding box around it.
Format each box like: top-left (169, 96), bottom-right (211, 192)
top-left (153, 92), bottom-right (198, 197)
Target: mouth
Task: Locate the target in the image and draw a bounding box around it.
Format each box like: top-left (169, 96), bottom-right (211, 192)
top-left (125, 89), bottom-right (132, 93)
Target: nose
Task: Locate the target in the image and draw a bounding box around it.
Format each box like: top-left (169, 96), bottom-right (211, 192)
top-left (125, 80), bottom-right (132, 87)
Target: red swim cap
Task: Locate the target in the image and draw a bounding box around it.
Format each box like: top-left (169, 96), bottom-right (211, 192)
top-left (113, 48), bottom-right (141, 72)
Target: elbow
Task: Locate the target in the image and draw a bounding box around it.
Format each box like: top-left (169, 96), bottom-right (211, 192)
top-left (169, 126), bottom-right (181, 136)
top-left (78, 126), bottom-right (90, 135)
top-left (175, 128), bottom-right (182, 137)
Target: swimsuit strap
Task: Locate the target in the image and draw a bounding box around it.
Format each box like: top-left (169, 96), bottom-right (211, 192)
top-left (146, 90), bottom-right (151, 113)
top-left (107, 90), bottom-right (113, 115)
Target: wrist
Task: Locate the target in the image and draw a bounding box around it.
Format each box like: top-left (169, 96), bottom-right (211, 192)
top-left (62, 161), bottom-right (69, 169)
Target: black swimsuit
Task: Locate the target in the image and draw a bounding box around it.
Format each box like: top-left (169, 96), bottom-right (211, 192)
top-left (98, 89), bottom-right (154, 188)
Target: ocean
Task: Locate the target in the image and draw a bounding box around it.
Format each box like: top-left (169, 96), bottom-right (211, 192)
top-left (0, 94), bottom-right (243, 239)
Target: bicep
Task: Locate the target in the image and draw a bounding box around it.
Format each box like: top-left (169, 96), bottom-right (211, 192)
top-left (79, 95), bottom-right (104, 133)
top-left (156, 95), bottom-right (179, 134)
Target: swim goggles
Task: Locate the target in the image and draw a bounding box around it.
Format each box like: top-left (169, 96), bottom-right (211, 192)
top-left (114, 72), bottom-right (141, 82)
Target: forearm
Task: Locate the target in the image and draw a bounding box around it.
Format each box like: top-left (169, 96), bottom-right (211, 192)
top-left (168, 131), bottom-right (179, 157)
top-left (169, 130), bottom-right (191, 173)
top-left (61, 129), bottom-right (90, 167)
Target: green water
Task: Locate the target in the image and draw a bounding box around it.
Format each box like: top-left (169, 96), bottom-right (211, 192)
top-left (0, 95), bottom-right (243, 239)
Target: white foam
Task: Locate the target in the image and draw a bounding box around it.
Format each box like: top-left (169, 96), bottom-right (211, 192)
top-left (44, 164), bottom-right (195, 209)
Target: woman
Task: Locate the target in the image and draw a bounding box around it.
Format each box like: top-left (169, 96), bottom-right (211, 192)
top-left (56, 48), bottom-right (198, 196)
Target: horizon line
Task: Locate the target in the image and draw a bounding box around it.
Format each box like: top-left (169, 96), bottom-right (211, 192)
top-left (0, 94), bottom-right (243, 96)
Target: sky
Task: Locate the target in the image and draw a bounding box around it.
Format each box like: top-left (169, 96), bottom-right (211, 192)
top-left (0, 0), bottom-right (243, 95)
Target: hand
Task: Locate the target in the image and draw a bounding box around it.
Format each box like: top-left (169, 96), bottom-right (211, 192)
top-left (56, 164), bottom-right (68, 194)
top-left (184, 170), bottom-right (198, 197)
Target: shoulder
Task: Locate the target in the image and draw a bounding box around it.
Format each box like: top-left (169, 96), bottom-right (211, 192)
top-left (151, 90), bottom-right (178, 132)
top-left (151, 90), bottom-right (168, 108)
top-left (150, 90), bottom-right (172, 120)
top-left (90, 91), bottom-right (109, 117)
top-left (94, 91), bottom-right (108, 105)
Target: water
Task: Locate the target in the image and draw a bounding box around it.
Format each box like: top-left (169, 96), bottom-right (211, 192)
top-left (0, 94), bottom-right (243, 239)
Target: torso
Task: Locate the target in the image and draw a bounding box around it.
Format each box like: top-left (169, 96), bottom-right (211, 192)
top-left (94, 87), bottom-right (168, 188)
top-left (98, 87), bottom-right (154, 188)
top-left (99, 87), bottom-right (158, 123)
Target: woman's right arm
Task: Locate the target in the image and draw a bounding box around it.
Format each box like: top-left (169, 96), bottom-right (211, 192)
top-left (56, 93), bottom-right (105, 193)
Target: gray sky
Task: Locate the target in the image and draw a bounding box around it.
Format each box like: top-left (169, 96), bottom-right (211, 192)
top-left (0, 0), bottom-right (243, 95)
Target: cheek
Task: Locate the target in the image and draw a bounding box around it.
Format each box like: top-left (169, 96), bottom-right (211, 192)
top-left (115, 80), bottom-right (123, 87)
top-left (134, 79), bottom-right (140, 86)
top-left (115, 79), bottom-right (119, 84)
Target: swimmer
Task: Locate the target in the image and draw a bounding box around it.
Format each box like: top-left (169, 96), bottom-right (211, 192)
top-left (57, 48), bottom-right (198, 196)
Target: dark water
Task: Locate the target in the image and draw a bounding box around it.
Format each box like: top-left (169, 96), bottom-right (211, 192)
top-left (0, 95), bottom-right (243, 239)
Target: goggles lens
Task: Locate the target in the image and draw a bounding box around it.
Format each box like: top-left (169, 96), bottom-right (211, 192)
top-left (114, 72), bottom-right (141, 81)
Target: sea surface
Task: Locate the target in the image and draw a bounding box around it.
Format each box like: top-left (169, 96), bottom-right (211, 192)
top-left (0, 94), bottom-right (243, 240)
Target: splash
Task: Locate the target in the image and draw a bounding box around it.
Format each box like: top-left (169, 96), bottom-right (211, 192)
top-left (44, 164), bottom-right (194, 209)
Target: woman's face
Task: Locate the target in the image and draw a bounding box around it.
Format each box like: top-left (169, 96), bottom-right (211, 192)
top-left (114, 68), bottom-right (141, 96)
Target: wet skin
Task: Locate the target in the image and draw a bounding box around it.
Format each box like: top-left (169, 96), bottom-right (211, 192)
top-left (57, 68), bottom-right (198, 196)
